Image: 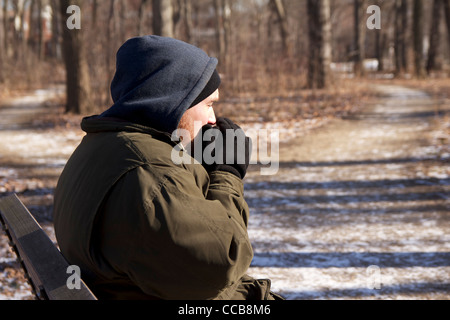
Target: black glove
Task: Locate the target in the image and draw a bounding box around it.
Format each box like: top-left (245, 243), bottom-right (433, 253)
top-left (197, 118), bottom-right (252, 179)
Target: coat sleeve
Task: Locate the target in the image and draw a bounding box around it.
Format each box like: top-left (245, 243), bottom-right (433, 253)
top-left (97, 164), bottom-right (254, 300)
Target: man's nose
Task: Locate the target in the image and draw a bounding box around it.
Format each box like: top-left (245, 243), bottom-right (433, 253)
top-left (208, 109), bottom-right (217, 125)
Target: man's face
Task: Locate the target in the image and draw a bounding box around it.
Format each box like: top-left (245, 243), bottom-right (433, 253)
top-left (178, 89), bottom-right (219, 144)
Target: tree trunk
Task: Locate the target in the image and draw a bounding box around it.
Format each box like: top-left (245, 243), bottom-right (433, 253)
top-left (269, 0), bottom-right (290, 56)
top-left (92, 0), bottom-right (98, 29)
top-left (137, 0), bottom-right (148, 35)
top-left (105, 0), bottom-right (116, 80)
top-left (28, 0), bottom-right (45, 60)
top-left (222, 0), bottom-right (231, 61)
top-left (50, 0), bottom-right (62, 59)
top-left (0, 2), bottom-right (4, 83)
top-left (37, 0), bottom-right (44, 59)
top-left (395, 0), bottom-right (408, 75)
top-left (11, 0), bottom-right (29, 61)
top-left (118, 0), bottom-right (127, 44)
top-left (2, 0), bottom-right (7, 59)
top-left (152, 0), bottom-right (174, 37)
top-left (426, 0), bottom-right (442, 74)
top-left (60, 0), bottom-right (92, 114)
top-left (375, 29), bottom-right (386, 71)
top-left (215, 0), bottom-right (231, 69)
top-left (353, 0), bottom-right (366, 77)
top-left (183, 0), bottom-right (193, 42)
top-left (213, 0), bottom-right (226, 64)
top-left (307, 0), bottom-right (332, 89)
top-left (443, 0), bottom-right (450, 51)
top-left (413, 0), bottom-right (425, 78)
top-left (174, 0), bottom-right (192, 42)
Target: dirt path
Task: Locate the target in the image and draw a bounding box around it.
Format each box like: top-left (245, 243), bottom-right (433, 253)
top-left (246, 84), bottom-right (450, 299)
top-left (0, 84), bottom-right (449, 300)
top-left (0, 88), bottom-right (83, 300)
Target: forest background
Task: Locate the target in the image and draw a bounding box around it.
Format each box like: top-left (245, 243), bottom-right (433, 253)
top-left (0, 0), bottom-right (449, 130)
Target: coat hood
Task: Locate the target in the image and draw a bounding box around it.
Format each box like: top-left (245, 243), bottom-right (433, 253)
top-left (99, 36), bottom-right (219, 133)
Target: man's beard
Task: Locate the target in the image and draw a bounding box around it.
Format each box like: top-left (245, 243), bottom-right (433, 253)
top-left (177, 113), bottom-right (196, 148)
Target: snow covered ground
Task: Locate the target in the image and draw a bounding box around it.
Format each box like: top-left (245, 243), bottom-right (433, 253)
top-left (0, 89), bottom-right (82, 300)
top-left (245, 85), bottom-right (450, 299)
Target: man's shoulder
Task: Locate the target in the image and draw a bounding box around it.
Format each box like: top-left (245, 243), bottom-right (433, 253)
top-left (118, 130), bottom-right (178, 165)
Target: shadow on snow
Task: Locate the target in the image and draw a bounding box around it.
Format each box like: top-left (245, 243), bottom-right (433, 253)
top-left (251, 252), bottom-right (450, 268)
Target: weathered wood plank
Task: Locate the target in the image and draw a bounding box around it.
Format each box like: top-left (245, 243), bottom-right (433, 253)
top-left (0, 194), bottom-right (97, 300)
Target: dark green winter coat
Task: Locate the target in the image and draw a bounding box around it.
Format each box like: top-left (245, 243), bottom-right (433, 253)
top-left (53, 117), bottom-right (260, 300)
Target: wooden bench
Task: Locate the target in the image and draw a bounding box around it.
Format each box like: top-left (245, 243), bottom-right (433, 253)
top-left (0, 194), bottom-right (97, 300)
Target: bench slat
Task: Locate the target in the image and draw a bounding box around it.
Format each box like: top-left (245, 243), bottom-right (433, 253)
top-left (0, 194), bottom-right (97, 300)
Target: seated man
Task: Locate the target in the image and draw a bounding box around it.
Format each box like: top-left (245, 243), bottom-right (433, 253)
top-left (53, 35), bottom-right (281, 300)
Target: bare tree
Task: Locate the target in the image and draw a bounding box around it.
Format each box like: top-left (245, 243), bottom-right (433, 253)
top-left (137, 0), bottom-right (148, 35)
top-left (183, 0), bottom-right (193, 42)
top-left (60, 0), bottom-right (92, 114)
top-left (269, 0), bottom-right (290, 56)
top-left (213, 0), bottom-right (232, 69)
top-left (222, 0), bottom-right (232, 66)
top-left (307, 0), bottom-right (332, 89)
top-left (353, 0), bottom-right (366, 77)
top-left (213, 0), bottom-right (226, 64)
top-left (50, 0), bottom-right (62, 59)
top-left (106, 0), bottom-right (117, 79)
top-left (173, 0), bottom-right (193, 42)
top-left (395, 0), bottom-right (408, 75)
top-left (426, 0), bottom-right (442, 74)
top-left (2, 0), bottom-right (7, 60)
top-left (11, 0), bottom-right (30, 60)
top-left (91, 0), bottom-right (98, 29)
top-left (413, 0), bottom-right (425, 78)
top-left (37, 0), bottom-right (45, 59)
top-left (0, 1), bottom-right (4, 82)
top-left (443, 0), bottom-right (450, 51)
top-left (152, 0), bottom-right (174, 37)
top-left (29, 0), bottom-right (45, 60)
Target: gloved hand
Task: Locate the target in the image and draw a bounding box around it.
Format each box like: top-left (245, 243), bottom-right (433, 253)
top-left (197, 118), bottom-right (252, 179)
